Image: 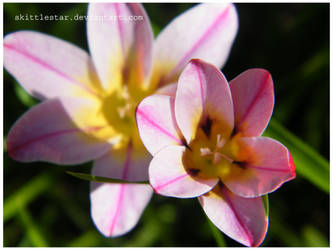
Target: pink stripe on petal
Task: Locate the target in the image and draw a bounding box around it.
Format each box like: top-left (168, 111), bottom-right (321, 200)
top-left (91, 145), bottom-right (152, 237)
top-left (149, 145), bottom-right (218, 198)
top-left (136, 95), bottom-right (183, 156)
top-left (136, 109), bottom-right (182, 145)
top-left (7, 97), bottom-right (111, 164)
top-left (114, 3), bottom-right (125, 57)
top-left (107, 143), bottom-right (132, 235)
top-left (175, 60), bottom-right (234, 144)
top-left (87, 3), bottom-right (153, 90)
top-left (152, 3), bottom-right (238, 86)
top-left (166, 5), bottom-right (232, 80)
top-left (8, 125), bottom-right (105, 157)
top-left (90, 182), bottom-right (152, 237)
top-left (153, 173), bottom-right (188, 193)
top-left (222, 187), bottom-right (253, 246)
top-left (4, 43), bottom-right (99, 98)
top-left (236, 73), bottom-right (271, 130)
top-left (199, 185), bottom-right (268, 247)
top-left (109, 184), bottom-right (125, 235)
top-left (222, 137), bottom-right (296, 198)
top-left (245, 165), bottom-right (293, 173)
top-left (230, 69), bottom-right (274, 137)
top-left (4, 31), bottom-right (102, 100)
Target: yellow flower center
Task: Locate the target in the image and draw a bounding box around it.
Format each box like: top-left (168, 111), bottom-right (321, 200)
top-left (73, 67), bottom-right (154, 152)
top-left (182, 118), bottom-right (243, 180)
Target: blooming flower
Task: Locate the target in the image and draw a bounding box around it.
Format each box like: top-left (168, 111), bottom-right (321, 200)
top-left (136, 59), bottom-right (296, 246)
top-left (4, 3), bottom-right (238, 237)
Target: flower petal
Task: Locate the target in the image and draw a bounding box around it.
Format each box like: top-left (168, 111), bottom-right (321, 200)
top-left (149, 145), bottom-right (218, 198)
top-left (90, 143), bottom-right (153, 237)
top-left (151, 3), bottom-right (238, 87)
top-left (229, 69), bottom-right (274, 137)
top-left (7, 98), bottom-right (111, 164)
top-left (4, 31), bottom-right (102, 100)
top-left (222, 137), bottom-right (296, 198)
top-left (136, 94), bottom-right (184, 156)
top-left (92, 141), bottom-right (151, 181)
top-left (155, 82), bottom-right (177, 97)
top-left (87, 3), bottom-right (153, 91)
top-left (199, 184), bottom-right (268, 247)
top-left (175, 59), bottom-right (234, 144)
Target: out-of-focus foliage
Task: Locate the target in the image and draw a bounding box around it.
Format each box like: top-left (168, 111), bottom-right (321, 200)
top-left (3, 3), bottom-right (329, 247)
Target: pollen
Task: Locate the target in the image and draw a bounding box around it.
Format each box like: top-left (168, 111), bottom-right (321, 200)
top-left (183, 125), bottom-right (241, 180)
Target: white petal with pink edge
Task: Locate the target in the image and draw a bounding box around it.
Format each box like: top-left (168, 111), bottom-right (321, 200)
top-left (222, 137), bottom-right (296, 198)
top-left (229, 69), bottom-right (274, 137)
top-left (175, 59), bottom-right (234, 144)
top-left (7, 97), bottom-right (111, 164)
top-left (136, 94), bottom-right (184, 156)
top-left (199, 184), bottom-right (268, 247)
top-left (149, 145), bottom-right (218, 198)
top-left (87, 3), bottom-right (153, 91)
top-left (151, 3), bottom-right (238, 87)
top-left (90, 144), bottom-right (153, 237)
top-left (4, 31), bottom-right (102, 100)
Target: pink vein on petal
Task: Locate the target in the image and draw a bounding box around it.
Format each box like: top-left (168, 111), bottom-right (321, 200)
top-left (114, 3), bottom-right (125, 58)
top-left (108, 142), bottom-right (132, 235)
top-left (137, 109), bottom-right (183, 145)
top-left (153, 173), bottom-right (188, 193)
top-left (246, 164), bottom-right (292, 173)
top-left (194, 61), bottom-right (205, 113)
top-left (222, 187), bottom-right (253, 246)
top-left (4, 43), bottom-right (100, 98)
top-left (165, 5), bottom-right (231, 80)
top-left (8, 125), bottom-right (106, 155)
top-left (236, 72), bottom-right (271, 130)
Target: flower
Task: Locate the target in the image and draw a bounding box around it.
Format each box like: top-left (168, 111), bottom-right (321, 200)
top-left (136, 59), bottom-right (296, 246)
top-left (4, 3), bottom-right (238, 237)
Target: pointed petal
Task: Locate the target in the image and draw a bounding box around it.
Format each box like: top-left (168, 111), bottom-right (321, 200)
top-left (90, 143), bottom-right (153, 237)
top-left (87, 3), bottom-right (153, 91)
top-left (199, 184), bottom-right (268, 247)
top-left (136, 94), bottom-right (184, 156)
top-left (222, 137), bottom-right (296, 198)
top-left (4, 31), bottom-right (102, 100)
top-left (151, 3), bottom-right (238, 87)
top-left (149, 145), bottom-right (218, 198)
top-left (7, 98), bottom-right (111, 164)
top-left (229, 69), bottom-right (274, 137)
top-left (175, 59), bottom-right (234, 144)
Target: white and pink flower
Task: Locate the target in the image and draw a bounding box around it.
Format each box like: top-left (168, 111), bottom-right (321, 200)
top-left (4, 3), bottom-right (238, 237)
top-left (136, 59), bottom-right (296, 246)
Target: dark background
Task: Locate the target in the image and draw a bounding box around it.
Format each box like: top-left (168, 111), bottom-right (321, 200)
top-left (3, 3), bottom-right (329, 247)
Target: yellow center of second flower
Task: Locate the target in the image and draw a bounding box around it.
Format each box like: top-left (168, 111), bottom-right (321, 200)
top-left (182, 118), bottom-right (243, 180)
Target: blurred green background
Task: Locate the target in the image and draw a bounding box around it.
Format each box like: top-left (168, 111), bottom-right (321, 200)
top-left (3, 3), bottom-right (329, 247)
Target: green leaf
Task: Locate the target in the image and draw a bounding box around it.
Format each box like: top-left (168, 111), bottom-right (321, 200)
top-left (263, 119), bottom-right (329, 193)
top-left (14, 83), bottom-right (37, 107)
top-left (66, 171), bottom-right (149, 184)
top-left (67, 230), bottom-right (102, 247)
top-left (302, 225), bottom-right (329, 247)
top-left (17, 206), bottom-right (49, 247)
top-left (4, 171), bottom-right (56, 222)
